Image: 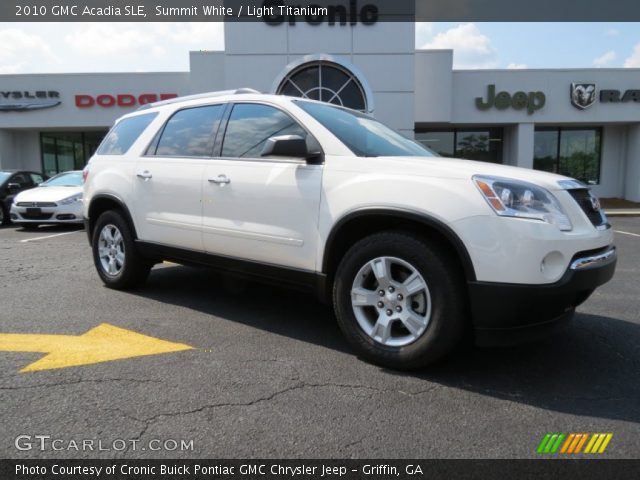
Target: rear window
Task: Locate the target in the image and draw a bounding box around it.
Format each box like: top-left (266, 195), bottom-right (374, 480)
top-left (97, 112), bottom-right (158, 155)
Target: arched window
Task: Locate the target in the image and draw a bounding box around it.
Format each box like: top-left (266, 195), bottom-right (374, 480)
top-left (276, 60), bottom-right (369, 112)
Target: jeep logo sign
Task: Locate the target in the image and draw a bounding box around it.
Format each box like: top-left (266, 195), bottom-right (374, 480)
top-left (476, 84), bottom-right (546, 115)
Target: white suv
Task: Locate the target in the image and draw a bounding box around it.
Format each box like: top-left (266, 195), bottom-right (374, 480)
top-left (83, 90), bottom-right (616, 369)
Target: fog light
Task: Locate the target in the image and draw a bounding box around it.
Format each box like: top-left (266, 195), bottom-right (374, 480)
top-left (541, 251), bottom-right (565, 280)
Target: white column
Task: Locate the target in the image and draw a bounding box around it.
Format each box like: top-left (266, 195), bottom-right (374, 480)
top-left (506, 123), bottom-right (535, 169)
top-left (0, 130), bottom-right (15, 170)
top-left (624, 124), bottom-right (640, 202)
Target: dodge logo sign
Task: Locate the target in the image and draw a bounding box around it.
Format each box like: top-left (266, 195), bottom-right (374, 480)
top-left (571, 83), bottom-right (597, 110)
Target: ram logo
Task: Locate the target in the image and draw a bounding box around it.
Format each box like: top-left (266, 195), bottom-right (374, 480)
top-left (571, 83), bottom-right (597, 110)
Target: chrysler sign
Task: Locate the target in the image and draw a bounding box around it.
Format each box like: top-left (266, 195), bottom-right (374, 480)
top-left (0, 91), bottom-right (61, 112)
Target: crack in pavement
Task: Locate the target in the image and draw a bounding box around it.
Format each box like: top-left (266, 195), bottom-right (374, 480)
top-left (119, 380), bottom-right (446, 454)
top-left (0, 377), bottom-right (165, 391)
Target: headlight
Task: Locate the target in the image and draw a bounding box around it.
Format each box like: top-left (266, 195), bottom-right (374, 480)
top-left (59, 193), bottom-right (83, 205)
top-left (473, 175), bottom-right (572, 231)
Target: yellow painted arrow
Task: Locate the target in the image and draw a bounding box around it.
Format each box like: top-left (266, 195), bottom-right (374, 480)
top-left (0, 324), bottom-right (193, 373)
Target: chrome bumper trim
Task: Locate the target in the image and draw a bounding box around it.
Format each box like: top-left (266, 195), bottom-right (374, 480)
top-left (570, 246), bottom-right (616, 270)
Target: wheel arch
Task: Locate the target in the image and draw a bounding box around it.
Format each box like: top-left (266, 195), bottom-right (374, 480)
top-left (322, 208), bottom-right (476, 286)
top-left (87, 194), bottom-right (138, 241)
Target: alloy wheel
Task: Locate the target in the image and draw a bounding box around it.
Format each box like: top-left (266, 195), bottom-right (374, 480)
top-left (350, 256), bottom-right (432, 347)
top-left (98, 224), bottom-right (125, 276)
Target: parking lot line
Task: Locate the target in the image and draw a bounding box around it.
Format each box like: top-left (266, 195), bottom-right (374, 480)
top-left (614, 230), bottom-right (640, 238)
top-left (19, 230), bottom-right (82, 243)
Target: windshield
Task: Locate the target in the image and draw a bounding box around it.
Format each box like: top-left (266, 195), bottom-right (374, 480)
top-left (295, 101), bottom-right (436, 158)
top-left (0, 172), bottom-right (10, 183)
top-left (42, 171), bottom-right (83, 187)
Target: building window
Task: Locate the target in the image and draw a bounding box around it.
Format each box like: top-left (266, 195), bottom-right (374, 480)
top-left (276, 60), bottom-right (368, 112)
top-left (415, 128), bottom-right (504, 164)
top-left (534, 127), bottom-right (601, 185)
top-left (41, 131), bottom-right (107, 176)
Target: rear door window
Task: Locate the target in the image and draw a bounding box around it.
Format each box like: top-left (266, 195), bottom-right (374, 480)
top-left (153, 105), bottom-right (224, 157)
top-left (97, 112), bottom-right (158, 155)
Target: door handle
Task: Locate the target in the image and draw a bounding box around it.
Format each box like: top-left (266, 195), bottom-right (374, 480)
top-left (136, 170), bottom-right (153, 180)
top-left (208, 175), bottom-right (231, 185)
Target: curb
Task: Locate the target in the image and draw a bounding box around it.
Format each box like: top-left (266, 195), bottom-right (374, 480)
top-left (604, 209), bottom-right (640, 217)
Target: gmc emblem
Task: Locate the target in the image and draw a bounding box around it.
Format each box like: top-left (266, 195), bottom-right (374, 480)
top-left (75, 93), bottom-right (178, 108)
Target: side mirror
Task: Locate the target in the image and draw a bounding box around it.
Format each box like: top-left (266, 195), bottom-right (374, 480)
top-left (261, 135), bottom-right (309, 158)
top-left (7, 183), bottom-right (21, 192)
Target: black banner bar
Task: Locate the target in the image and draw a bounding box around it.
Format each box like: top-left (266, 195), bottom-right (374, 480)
top-left (1, 459), bottom-right (639, 480)
top-left (4, 0), bottom-right (640, 22)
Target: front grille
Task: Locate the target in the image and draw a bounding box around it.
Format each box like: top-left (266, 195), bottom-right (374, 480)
top-left (20, 212), bottom-right (53, 220)
top-left (567, 189), bottom-right (606, 227)
top-left (16, 202), bottom-right (57, 207)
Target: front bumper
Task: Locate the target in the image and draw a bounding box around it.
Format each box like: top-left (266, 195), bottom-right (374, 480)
top-left (470, 245), bottom-right (616, 346)
top-left (10, 203), bottom-right (83, 224)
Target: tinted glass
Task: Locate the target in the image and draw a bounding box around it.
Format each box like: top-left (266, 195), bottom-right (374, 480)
top-left (296, 101), bottom-right (434, 158)
top-left (0, 172), bottom-right (10, 183)
top-left (456, 130), bottom-right (503, 164)
top-left (416, 128), bottom-right (503, 163)
top-left (97, 112), bottom-right (158, 155)
top-left (416, 131), bottom-right (455, 157)
top-left (30, 173), bottom-right (44, 185)
top-left (155, 105), bottom-right (223, 157)
top-left (278, 62), bottom-right (368, 112)
top-left (559, 129), bottom-right (601, 185)
top-left (222, 104), bottom-right (307, 158)
top-left (533, 129), bottom-right (559, 173)
top-left (533, 128), bottom-right (601, 185)
top-left (42, 172), bottom-right (83, 187)
top-left (12, 173), bottom-right (31, 186)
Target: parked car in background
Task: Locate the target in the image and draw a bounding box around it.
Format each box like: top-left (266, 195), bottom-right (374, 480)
top-left (10, 171), bottom-right (84, 229)
top-left (0, 170), bottom-right (46, 225)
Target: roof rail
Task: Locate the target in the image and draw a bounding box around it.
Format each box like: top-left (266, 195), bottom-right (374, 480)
top-left (137, 88), bottom-right (261, 110)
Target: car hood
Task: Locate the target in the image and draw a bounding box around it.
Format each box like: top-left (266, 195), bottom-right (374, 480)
top-left (14, 186), bottom-right (83, 203)
top-left (347, 156), bottom-right (579, 191)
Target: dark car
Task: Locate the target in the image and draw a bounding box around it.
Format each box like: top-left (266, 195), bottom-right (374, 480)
top-left (0, 171), bottom-right (47, 225)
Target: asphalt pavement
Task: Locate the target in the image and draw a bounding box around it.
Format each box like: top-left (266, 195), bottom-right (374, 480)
top-left (0, 219), bottom-right (638, 459)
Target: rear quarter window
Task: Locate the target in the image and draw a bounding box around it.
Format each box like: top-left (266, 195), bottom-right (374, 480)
top-left (97, 112), bottom-right (158, 155)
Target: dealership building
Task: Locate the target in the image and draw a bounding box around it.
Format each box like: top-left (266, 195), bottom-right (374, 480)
top-left (1, 22), bottom-right (639, 200)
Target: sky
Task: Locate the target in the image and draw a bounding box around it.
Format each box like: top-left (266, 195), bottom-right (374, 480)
top-left (0, 22), bottom-right (639, 74)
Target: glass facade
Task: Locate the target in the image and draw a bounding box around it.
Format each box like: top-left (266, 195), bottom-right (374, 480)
top-left (415, 128), bottom-right (504, 164)
top-left (41, 131), bottom-right (107, 177)
top-left (533, 127), bottom-right (601, 185)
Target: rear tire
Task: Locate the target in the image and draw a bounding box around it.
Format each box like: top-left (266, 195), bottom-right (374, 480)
top-left (333, 231), bottom-right (467, 370)
top-left (20, 223), bottom-right (39, 230)
top-left (0, 204), bottom-right (8, 225)
top-left (92, 210), bottom-right (151, 290)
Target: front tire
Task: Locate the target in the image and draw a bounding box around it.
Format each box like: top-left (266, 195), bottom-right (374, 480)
top-left (92, 210), bottom-right (151, 290)
top-left (333, 231), bottom-right (467, 370)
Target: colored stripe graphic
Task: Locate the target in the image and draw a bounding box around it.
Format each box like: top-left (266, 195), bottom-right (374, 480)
top-left (585, 433), bottom-right (613, 454)
top-left (537, 433), bottom-right (566, 454)
top-left (538, 433), bottom-right (613, 454)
